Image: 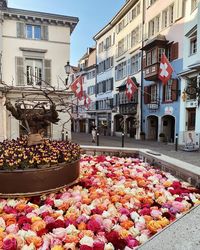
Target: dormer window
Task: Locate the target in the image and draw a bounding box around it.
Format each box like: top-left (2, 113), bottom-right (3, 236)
top-left (26, 25), bottom-right (41, 40)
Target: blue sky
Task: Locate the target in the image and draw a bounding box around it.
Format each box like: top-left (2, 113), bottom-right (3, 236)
top-left (9, 0), bottom-right (125, 66)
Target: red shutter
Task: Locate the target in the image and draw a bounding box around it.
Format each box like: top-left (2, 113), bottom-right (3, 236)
top-left (163, 85), bottom-right (166, 102)
top-left (170, 42), bottom-right (179, 61)
top-left (144, 86), bottom-right (150, 104)
top-left (171, 79), bottom-right (178, 101)
top-left (143, 56), bottom-right (146, 68)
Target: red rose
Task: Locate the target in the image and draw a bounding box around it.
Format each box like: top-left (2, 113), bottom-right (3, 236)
top-left (18, 216), bottom-right (31, 228)
top-left (106, 231), bottom-right (126, 250)
top-left (37, 228), bottom-right (48, 237)
top-left (80, 246), bottom-right (93, 250)
top-left (3, 238), bottom-right (17, 250)
top-left (87, 218), bottom-right (101, 233)
top-left (54, 219), bottom-right (65, 228)
top-left (139, 207), bottom-right (151, 216)
top-left (93, 241), bottom-right (105, 250)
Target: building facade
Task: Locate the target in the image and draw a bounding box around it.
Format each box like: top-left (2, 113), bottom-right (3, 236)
top-left (142, 0), bottom-right (184, 143)
top-left (70, 47), bottom-right (97, 134)
top-left (0, 0), bottom-right (78, 141)
top-left (179, 0), bottom-right (200, 146)
top-left (94, 0), bottom-right (142, 138)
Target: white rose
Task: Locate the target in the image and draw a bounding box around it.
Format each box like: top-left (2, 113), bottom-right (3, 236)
top-left (7, 199), bottom-right (19, 207)
top-left (102, 211), bottom-right (110, 218)
top-left (21, 243), bottom-right (36, 250)
top-left (130, 211), bottom-right (140, 222)
top-left (65, 225), bottom-right (79, 235)
top-left (137, 234), bottom-right (149, 244)
top-left (104, 243), bottom-right (115, 250)
top-left (129, 226), bottom-right (140, 237)
top-left (0, 217), bottom-right (6, 229)
top-left (54, 199), bottom-right (64, 207)
top-left (80, 236), bottom-right (94, 247)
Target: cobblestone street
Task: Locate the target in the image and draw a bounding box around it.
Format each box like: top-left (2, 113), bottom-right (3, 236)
top-left (71, 132), bottom-right (200, 167)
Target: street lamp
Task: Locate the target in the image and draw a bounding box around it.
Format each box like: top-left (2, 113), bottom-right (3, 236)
top-left (64, 61), bottom-right (71, 85)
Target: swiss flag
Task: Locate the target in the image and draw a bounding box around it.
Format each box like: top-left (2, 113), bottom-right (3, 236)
top-left (158, 53), bottom-right (173, 85)
top-left (70, 76), bottom-right (83, 100)
top-left (84, 94), bottom-right (91, 109)
top-left (126, 76), bottom-right (138, 101)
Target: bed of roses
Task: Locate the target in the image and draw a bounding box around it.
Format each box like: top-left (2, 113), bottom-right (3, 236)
top-left (0, 155), bottom-right (199, 250)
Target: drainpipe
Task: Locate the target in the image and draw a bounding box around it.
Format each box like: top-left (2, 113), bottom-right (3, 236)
top-left (140, 0), bottom-right (145, 134)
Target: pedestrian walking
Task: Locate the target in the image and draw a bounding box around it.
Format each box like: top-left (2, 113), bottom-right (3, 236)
top-left (91, 128), bottom-right (96, 143)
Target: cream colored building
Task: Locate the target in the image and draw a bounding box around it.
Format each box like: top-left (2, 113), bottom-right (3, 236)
top-left (0, 0), bottom-right (78, 141)
top-left (94, 0), bottom-right (142, 138)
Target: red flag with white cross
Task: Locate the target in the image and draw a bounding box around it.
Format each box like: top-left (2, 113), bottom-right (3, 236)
top-left (158, 53), bottom-right (173, 85)
top-left (84, 94), bottom-right (91, 109)
top-left (126, 76), bottom-right (138, 101)
top-left (70, 76), bottom-right (83, 100)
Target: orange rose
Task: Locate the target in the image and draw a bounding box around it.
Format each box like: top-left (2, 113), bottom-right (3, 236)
top-left (58, 202), bottom-right (69, 211)
top-left (111, 195), bottom-right (120, 203)
top-left (82, 198), bottom-right (92, 205)
top-left (5, 217), bottom-right (16, 226)
top-left (163, 181), bottom-right (172, 187)
top-left (26, 236), bottom-right (42, 248)
top-left (78, 222), bottom-right (86, 230)
top-left (143, 215), bottom-right (153, 223)
top-left (0, 240), bottom-right (3, 249)
top-left (120, 220), bottom-right (134, 230)
top-left (16, 203), bottom-right (27, 212)
top-left (64, 235), bottom-right (79, 244)
top-left (31, 220), bottom-right (46, 232)
top-left (147, 220), bottom-right (162, 233)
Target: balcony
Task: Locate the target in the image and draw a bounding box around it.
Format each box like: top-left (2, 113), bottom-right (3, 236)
top-left (144, 63), bottom-right (160, 81)
top-left (119, 103), bottom-right (137, 115)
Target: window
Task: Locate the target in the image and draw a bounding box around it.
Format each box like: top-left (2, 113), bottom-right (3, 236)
top-left (105, 78), bottom-right (113, 92)
top-left (150, 84), bottom-right (157, 102)
top-left (148, 15), bottom-right (160, 37)
top-left (130, 2), bottom-right (141, 22)
top-left (118, 38), bottom-right (125, 57)
top-left (162, 10), bottom-right (168, 28)
top-left (98, 42), bottom-right (104, 53)
top-left (88, 85), bottom-right (95, 95)
top-left (97, 56), bottom-right (113, 74)
top-left (131, 26), bottom-right (140, 47)
top-left (145, 49), bottom-right (157, 66)
top-left (158, 48), bottom-right (165, 61)
top-left (115, 61), bottom-right (127, 81)
top-left (191, 0), bottom-right (197, 12)
top-left (169, 4), bottom-right (174, 24)
top-left (26, 25), bottom-right (41, 40)
top-left (130, 53), bottom-right (141, 74)
top-left (86, 70), bottom-right (96, 80)
top-left (190, 32), bottom-right (197, 55)
top-left (163, 80), bottom-right (172, 101)
top-left (26, 59), bottom-right (43, 85)
top-left (105, 36), bottom-right (112, 50)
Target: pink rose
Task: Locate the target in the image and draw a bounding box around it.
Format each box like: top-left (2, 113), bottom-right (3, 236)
top-left (103, 219), bottom-right (113, 232)
top-left (150, 209), bottom-right (162, 219)
top-left (52, 228), bottom-right (67, 239)
top-left (6, 224), bottom-right (19, 234)
top-left (44, 216), bottom-right (55, 224)
top-left (171, 201), bottom-right (185, 212)
top-left (3, 238), bottom-right (17, 250)
top-left (126, 236), bottom-right (139, 248)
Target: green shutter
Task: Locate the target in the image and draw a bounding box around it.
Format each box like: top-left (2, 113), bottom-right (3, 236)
top-left (44, 59), bottom-right (51, 85)
top-left (16, 57), bottom-right (25, 86)
top-left (16, 22), bottom-right (25, 38)
top-left (42, 26), bottom-right (48, 40)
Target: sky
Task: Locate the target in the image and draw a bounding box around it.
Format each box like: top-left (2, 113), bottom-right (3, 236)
top-left (9, 0), bottom-right (125, 66)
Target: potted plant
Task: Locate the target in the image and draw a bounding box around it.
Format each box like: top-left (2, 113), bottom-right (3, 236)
top-left (159, 132), bottom-right (165, 142)
top-left (140, 131), bottom-right (145, 140)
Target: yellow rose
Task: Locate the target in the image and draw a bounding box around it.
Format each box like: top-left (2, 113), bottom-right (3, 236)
top-left (51, 245), bottom-right (64, 250)
top-left (31, 216), bottom-right (42, 223)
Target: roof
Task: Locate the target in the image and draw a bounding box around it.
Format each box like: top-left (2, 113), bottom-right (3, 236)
top-left (2, 7), bottom-right (79, 33)
top-left (141, 35), bottom-right (168, 51)
top-left (93, 0), bottom-right (138, 40)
